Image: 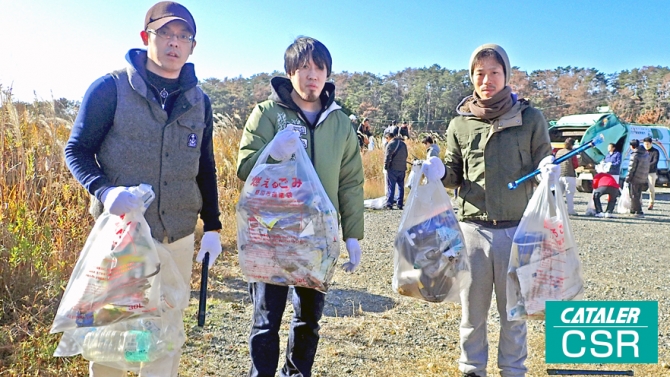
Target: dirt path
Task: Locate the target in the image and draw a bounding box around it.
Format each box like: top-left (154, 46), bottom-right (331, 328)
top-left (180, 188), bottom-right (670, 376)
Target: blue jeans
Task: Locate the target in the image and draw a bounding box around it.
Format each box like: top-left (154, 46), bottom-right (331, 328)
top-left (386, 169), bottom-right (405, 208)
top-left (248, 282), bottom-right (325, 377)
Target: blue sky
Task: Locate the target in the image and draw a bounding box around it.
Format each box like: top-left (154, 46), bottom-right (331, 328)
top-left (1, 0), bottom-right (668, 102)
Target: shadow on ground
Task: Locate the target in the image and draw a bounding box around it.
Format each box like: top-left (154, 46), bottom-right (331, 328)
top-left (323, 288), bottom-right (396, 317)
top-left (190, 276), bottom-right (249, 302)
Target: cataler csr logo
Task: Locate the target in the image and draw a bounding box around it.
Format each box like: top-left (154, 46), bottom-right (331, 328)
top-left (546, 301), bottom-right (658, 363)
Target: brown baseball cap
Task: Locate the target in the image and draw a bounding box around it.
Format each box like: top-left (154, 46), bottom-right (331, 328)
top-left (145, 2), bottom-right (196, 36)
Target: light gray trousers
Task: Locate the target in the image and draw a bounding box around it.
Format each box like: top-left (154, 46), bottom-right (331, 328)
top-left (458, 222), bottom-right (528, 377)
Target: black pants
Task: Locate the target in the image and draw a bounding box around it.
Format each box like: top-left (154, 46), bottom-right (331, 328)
top-left (593, 186), bottom-right (620, 213)
top-left (629, 183), bottom-right (645, 214)
top-left (248, 282), bottom-right (325, 377)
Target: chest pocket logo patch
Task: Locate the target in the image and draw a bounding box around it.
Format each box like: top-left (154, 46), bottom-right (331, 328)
top-left (187, 133), bottom-right (198, 148)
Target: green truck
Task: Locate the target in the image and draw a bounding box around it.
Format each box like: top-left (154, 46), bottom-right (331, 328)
top-left (549, 113), bottom-right (670, 192)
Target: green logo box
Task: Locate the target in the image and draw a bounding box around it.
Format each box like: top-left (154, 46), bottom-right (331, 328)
top-left (546, 301), bottom-right (658, 363)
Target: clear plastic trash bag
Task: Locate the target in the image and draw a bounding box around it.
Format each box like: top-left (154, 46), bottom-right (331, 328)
top-left (392, 163), bottom-right (470, 303)
top-left (506, 172), bottom-right (584, 321)
top-left (51, 184), bottom-right (167, 333)
top-left (616, 182), bottom-right (632, 214)
top-left (236, 130), bottom-right (340, 292)
top-left (54, 309), bottom-right (185, 372)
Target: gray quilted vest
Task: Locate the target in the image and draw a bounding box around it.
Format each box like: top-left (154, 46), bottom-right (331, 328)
top-left (89, 65), bottom-right (207, 243)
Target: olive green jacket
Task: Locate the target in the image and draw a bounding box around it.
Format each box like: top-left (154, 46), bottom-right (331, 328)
top-left (441, 99), bottom-right (552, 222)
top-left (237, 78), bottom-right (364, 240)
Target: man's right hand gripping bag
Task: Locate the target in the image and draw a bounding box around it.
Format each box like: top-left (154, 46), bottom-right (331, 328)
top-left (506, 171), bottom-right (584, 321)
top-left (392, 163), bottom-right (470, 303)
top-left (236, 132), bottom-right (340, 293)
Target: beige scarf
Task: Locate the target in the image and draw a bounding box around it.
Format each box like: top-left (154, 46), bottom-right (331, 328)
top-left (467, 86), bottom-right (514, 120)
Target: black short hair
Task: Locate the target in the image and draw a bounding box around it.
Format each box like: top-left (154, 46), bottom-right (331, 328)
top-left (630, 139), bottom-right (640, 148)
top-left (643, 137), bottom-right (653, 143)
top-left (284, 36), bottom-right (332, 77)
top-left (422, 136), bottom-right (434, 144)
top-left (472, 48), bottom-right (507, 79)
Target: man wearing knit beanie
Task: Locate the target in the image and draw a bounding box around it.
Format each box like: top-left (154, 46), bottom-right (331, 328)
top-left (422, 44), bottom-right (553, 377)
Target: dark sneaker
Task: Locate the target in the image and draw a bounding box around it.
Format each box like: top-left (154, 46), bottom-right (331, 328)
top-left (462, 373), bottom-right (481, 377)
top-left (397, 205), bottom-right (403, 210)
top-left (635, 213), bottom-right (645, 218)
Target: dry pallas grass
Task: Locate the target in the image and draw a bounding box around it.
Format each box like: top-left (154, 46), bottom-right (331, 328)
top-left (361, 138), bottom-right (431, 200)
top-left (0, 89), bottom-right (247, 375)
top-left (0, 89), bottom-right (92, 375)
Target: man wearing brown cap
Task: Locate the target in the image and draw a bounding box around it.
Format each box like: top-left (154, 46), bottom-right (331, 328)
top-left (422, 44), bottom-right (553, 377)
top-left (64, 2), bottom-right (222, 376)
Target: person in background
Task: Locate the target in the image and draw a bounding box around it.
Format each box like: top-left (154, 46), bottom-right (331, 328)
top-left (399, 121), bottom-right (411, 139)
top-left (422, 135), bottom-right (441, 158)
top-left (357, 117), bottom-right (373, 152)
top-left (384, 127), bottom-right (408, 210)
top-left (642, 136), bottom-right (659, 210)
top-left (554, 138), bottom-right (578, 215)
top-left (236, 36), bottom-right (364, 377)
top-left (603, 143), bottom-right (622, 183)
top-left (422, 43), bottom-right (553, 377)
top-left (63, 2), bottom-right (222, 376)
top-left (592, 172), bottom-right (620, 218)
top-left (625, 139), bottom-right (650, 218)
top-left (348, 114), bottom-right (358, 132)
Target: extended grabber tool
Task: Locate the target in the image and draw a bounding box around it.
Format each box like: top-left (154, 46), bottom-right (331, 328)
top-left (508, 133), bottom-right (605, 190)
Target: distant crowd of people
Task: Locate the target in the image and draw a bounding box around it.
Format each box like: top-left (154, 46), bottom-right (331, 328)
top-left (554, 136), bottom-right (659, 219)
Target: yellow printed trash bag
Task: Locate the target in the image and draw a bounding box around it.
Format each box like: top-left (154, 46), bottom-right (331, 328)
top-left (236, 132), bottom-right (340, 292)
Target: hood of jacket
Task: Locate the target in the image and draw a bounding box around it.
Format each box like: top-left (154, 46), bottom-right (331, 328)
top-left (125, 48), bottom-right (199, 92)
top-left (268, 77), bottom-right (338, 127)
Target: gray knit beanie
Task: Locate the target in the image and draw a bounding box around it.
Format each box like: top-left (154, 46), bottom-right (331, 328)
top-left (469, 43), bottom-right (511, 86)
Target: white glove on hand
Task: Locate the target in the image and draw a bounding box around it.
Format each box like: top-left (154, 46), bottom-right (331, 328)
top-left (538, 155), bottom-right (560, 183)
top-left (268, 128), bottom-right (301, 161)
top-left (342, 238), bottom-right (361, 273)
top-left (102, 186), bottom-right (143, 216)
top-left (196, 231), bottom-right (222, 269)
top-left (421, 156), bottom-right (446, 182)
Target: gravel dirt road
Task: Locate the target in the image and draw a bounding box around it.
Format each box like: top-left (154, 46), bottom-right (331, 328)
top-left (180, 188), bottom-right (670, 377)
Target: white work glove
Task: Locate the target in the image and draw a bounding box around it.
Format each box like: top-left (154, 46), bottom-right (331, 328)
top-left (342, 238), bottom-right (362, 273)
top-left (196, 231), bottom-right (222, 269)
top-left (421, 156), bottom-right (446, 182)
top-left (538, 155), bottom-right (560, 183)
top-left (101, 186), bottom-right (143, 216)
top-left (268, 128), bottom-right (301, 161)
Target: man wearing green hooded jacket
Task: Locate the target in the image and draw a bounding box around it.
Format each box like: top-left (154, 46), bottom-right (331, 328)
top-left (423, 44), bottom-right (554, 377)
top-left (236, 36), bottom-right (364, 377)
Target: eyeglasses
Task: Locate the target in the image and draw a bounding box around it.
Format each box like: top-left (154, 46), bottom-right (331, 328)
top-left (147, 29), bottom-right (194, 43)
